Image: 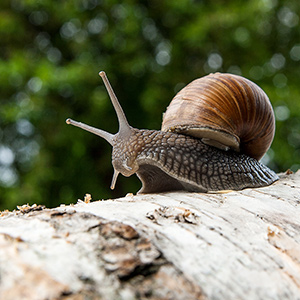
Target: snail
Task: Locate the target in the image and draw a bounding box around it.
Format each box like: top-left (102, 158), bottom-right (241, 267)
top-left (66, 71), bottom-right (278, 193)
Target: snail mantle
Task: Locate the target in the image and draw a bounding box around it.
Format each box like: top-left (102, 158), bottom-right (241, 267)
top-left (0, 171), bottom-right (299, 300)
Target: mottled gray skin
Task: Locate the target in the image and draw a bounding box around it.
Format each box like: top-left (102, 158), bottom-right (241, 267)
top-left (111, 128), bottom-right (279, 193)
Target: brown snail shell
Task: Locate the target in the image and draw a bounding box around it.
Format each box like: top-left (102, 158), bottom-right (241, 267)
top-left (161, 73), bottom-right (275, 161)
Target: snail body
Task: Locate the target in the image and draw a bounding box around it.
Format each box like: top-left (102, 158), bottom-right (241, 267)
top-left (66, 71), bottom-right (278, 193)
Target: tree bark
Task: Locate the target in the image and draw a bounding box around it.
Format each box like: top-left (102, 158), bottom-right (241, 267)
top-left (0, 171), bottom-right (299, 300)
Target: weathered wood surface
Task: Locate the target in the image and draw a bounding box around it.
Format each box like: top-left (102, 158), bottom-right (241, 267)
top-left (0, 171), bottom-right (299, 300)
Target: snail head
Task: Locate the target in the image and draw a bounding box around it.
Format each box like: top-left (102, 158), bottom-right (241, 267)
top-left (66, 71), bottom-right (137, 190)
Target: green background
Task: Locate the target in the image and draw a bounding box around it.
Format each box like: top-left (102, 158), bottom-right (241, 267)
top-left (0, 0), bottom-right (299, 210)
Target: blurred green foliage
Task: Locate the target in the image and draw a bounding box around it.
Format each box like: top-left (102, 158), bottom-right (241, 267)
top-left (0, 0), bottom-right (299, 210)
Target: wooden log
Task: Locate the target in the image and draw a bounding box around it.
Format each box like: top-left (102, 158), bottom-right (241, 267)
top-left (0, 170), bottom-right (299, 300)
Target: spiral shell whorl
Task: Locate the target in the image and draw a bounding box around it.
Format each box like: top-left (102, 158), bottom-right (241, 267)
top-left (161, 73), bottom-right (275, 160)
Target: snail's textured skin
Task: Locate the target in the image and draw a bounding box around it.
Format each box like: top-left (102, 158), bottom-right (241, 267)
top-left (112, 129), bottom-right (279, 193)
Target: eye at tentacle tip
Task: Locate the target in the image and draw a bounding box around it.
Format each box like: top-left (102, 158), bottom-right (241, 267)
top-left (99, 71), bottom-right (106, 77)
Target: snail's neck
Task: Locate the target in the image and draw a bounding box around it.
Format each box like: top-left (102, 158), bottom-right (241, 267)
top-left (111, 128), bottom-right (147, 177)
top-left (111, 129), bottom-right (167, 176)
top-left (111, 128), bottom-right (212, 178)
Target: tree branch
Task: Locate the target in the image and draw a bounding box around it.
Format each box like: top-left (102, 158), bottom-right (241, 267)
top-left (0, 171), bottom-right (299, 300)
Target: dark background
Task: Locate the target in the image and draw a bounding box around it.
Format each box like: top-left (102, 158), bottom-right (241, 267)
top-left (1, 0), bottom-right (299, 210)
